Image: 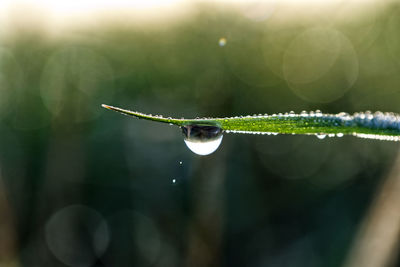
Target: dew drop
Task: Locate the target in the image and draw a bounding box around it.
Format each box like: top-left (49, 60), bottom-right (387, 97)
top-left (336, 133), bottom-right (344, 137)
top-left (316, 134), bottom-right (326, 139)
top-left (181, 124), bottom-right (223, 155)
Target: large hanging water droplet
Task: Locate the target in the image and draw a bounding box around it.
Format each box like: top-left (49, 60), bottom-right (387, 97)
top-left (181, 124), bottom-right (223, 155)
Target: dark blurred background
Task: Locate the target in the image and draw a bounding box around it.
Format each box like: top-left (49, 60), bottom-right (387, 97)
top-left (0, 0), bottom-right (400, 266)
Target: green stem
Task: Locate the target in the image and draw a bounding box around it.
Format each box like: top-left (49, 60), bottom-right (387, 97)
top-left (102, 104), bottom-right (400, 141)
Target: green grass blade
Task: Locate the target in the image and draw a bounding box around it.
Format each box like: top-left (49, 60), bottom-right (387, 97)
top-left (102, 104), bottom-right (186, 125)
top-left (102, 105), bottom-right (400, 141)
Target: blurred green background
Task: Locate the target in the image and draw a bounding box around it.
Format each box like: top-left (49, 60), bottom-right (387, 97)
top-left (1, 1), bottom-right (400, 266)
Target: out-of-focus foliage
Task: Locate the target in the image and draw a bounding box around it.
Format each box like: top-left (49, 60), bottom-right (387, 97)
top-left (0, 2), bottom-right (399, 267)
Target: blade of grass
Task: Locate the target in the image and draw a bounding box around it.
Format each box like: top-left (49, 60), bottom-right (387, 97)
top-left (102, 104), bottom-right (400, 141)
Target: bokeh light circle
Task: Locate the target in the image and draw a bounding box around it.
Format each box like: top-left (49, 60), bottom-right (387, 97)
top-left (45, 205), bottom-right (109, 267)
top-left (283, 27), bottom-right (359, 103)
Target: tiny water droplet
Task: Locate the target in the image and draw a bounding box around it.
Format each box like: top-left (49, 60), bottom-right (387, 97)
top-left (316, 134), bottom-right (326, 139)
top-left (181, 124), bottom-right (223, 155)
top-left (218, 37), bottom-right (227, 47)
top-left (172, 179), bottom-right (177, 184)
top-left (338, 112), bottom-right (350, 117)
top-left (336, 133), bottom-right (344, 137)
top-left (179, 161), bottom-right (183, 165)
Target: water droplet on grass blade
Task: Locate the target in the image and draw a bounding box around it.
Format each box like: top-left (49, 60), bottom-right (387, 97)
top-left (181, 124), bottom-right (223, 155)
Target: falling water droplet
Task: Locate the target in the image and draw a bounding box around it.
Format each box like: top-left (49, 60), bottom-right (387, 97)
top-left (181, 124), bottom-right (223, 155)
top-left (172, 179), bottom-right (177, 184)
top-left (316, 134), bottom-right (326, 139)
top-left (179, 161), bottom-right (183, 165)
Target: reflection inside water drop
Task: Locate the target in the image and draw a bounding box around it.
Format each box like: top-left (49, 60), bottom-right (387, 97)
top-left (181, 125), bottom-right (223, 155)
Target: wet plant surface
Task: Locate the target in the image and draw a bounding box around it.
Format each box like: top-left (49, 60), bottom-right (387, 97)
top-left (103, 104), bottom-right (400, 155)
